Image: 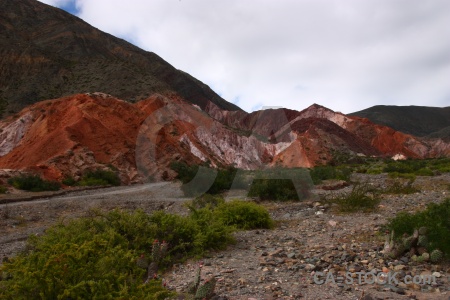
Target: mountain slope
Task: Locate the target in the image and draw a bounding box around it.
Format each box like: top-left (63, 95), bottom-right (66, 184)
top-left (349, 105), bottom-right (450, 139)
top-left (0, 0), bottom-right (240, 113)
top-left (1, 95), bottom-right (448, 183)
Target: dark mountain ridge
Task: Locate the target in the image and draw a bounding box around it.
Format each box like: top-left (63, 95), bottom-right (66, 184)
top-left (0, 0), bottom-right (240, 113)
top-left (350, 105), bottom-right (450, 140)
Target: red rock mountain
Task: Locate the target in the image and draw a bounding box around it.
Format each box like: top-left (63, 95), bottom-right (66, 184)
top-left (0, 94), bottom-right (448, 183)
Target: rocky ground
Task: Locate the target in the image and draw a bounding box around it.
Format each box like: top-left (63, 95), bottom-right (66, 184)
top-left (1, 173), bottom-right (449, 300)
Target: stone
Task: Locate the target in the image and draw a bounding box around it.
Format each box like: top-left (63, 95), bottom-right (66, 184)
top-left (394, 264), bottom-right (406, 271)
top-left (389, 285), bottom-right (406, 295)
top-left (287, 253), bottom-right (296, 259)
top-left (432, 271), bottom-right (441, 278)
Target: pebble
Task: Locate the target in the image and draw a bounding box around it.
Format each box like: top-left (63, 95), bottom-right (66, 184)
top-left (432, 271), bottom-right (441, 278)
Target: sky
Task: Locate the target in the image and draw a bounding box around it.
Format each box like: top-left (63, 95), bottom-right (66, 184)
top-left (38, 0), bottom-right (450, 114)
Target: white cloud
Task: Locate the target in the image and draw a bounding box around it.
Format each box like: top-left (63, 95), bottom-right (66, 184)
top-left (38, 0), bottom-right (73, 7)
top-left (39, 0), bottom-right (450, 113)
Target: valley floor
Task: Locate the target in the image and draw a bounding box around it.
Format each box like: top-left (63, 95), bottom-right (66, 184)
top-left (1, 174), bottom-right (449, 299)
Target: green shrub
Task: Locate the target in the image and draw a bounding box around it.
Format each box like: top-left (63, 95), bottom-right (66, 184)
top-left (0, 202), bottom-right (272, 299)
top-left (170, 161), bottom-right (201, 184)
top-left (61, 176), bottom-right (77, 186)
top-left (205, 167), bottom-right (240, 194)
top-left (383, 179), bottom-right (420, 195)
top-left (415, 168), bottom-right (434, 176)
top-left (188, 194), bottom-right (225, 210)
top-left (388, 172), bottom-right (416, 180)
top-left (385, 198), bottom-right (450, 258)
top-left (327, 182), bottom-right (381, 213)
top-left (7, 175), bottom-right (61, 192)
top-left (383, 158), bottom-right (450, 177)
top-left (78, 169), bottom-right (120, 186)
top-left (171, 162), bottom-right (248, 196)
top-left (0, 185), bottom-right (7, 194)
top-left (310, 165), bottom-right (351, 184)
top-left (248, 168), bottom-right (313, 201)
top-left (214, 200), bottom-right (274, 230)
top-left (248, 178), bottom-right (298, 201)
top-left (366, 168), bottom-right (383, 175)
top-left (383, 161), bottom-right (415, 174)
top-left (437, 166), bottom-right (450, 173)
top-left (187, 207), bottom-right (235, 251)
top-left (0, 209), bottom-right (173, 299)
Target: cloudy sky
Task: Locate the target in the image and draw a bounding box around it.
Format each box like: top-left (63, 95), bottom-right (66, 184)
top-left (38, 0), bottom-right (450, 113)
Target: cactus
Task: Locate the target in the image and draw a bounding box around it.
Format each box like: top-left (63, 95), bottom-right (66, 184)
top-left (418, 226), bottom-right (427, 235)
top-left (194, 277), bottom-right (217, 300)
top-left (417, 247), bottom-right (427, 255)
top-left (145, 240), bottom-right (169, 283)
top-left (384, 227), bottom-right (447, 264)
top-left (414, 255), bottom-right (425, 263)
top-left (187, 262), bottom-right (217, 299)
top-left (417, 235), bottom-right (428, 248)
top-left (412, 252), bottom-right (429, 263)
top-left (430, 249), bottom-right (443, 263)
top-left (402, 236), bottom-right (415, 249)
top-left (188, 264), bottom-right (202, 294)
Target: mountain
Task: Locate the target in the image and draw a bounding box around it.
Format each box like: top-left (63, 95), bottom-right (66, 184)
top-left (0, 0), bottom-right (240, 114)
top-left (1, 94), bottom-right (448, 183)
top-left (349, 105), bottom-right (450, 140)
top-left (0, 0), bottom-right (449, 184)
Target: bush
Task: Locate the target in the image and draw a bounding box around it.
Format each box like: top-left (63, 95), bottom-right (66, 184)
top-left (382, 158), bottom-right (450, 177)
top-left (415, 168), bottom-right (434, 176)
top-left (171, 162), bottom-right (249, 196)
top-left (1, 203), bottom-right (270, 299)
top-left (0, 199), bottom-right (275, 298)
top-left (214, 200), bottom-right (274, 230)
top-left (7, 175), bottom-right (61, 192)
top-left (248, 179), bottom-right (298, 201)
top-left (383, 161), bottom-right (416, 174)
top-left (0, 209), bottom-right (173, 299)
top-left (61, 176), bottom-right (77, 186)
top-left (188, 194), bottom-right (225, 210)
top-left (385, 198), bottom-right (450, 258)
top-left (0, 185), bottom-right (7, 194)
top-left (170, 161), bottom-right (199, 184)
top-left (310, 165), bottom-right (351, 185)
top-left (248, 168), bottom-right (313, 201)
top-left (78, 169), bottom-right (120, 186)
top-left (383, 179), bottom-right (420, 194)
top-left (327, 182), bottom-right (381, 213)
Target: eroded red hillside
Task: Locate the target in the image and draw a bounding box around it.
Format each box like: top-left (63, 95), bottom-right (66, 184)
top-left (0, 93), bottom-right (146, 182)
top-left (0, 94), bottom-right (449, 184)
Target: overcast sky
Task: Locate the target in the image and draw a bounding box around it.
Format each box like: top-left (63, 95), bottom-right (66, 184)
top-left (38, 0), bottom-right (450, 113)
